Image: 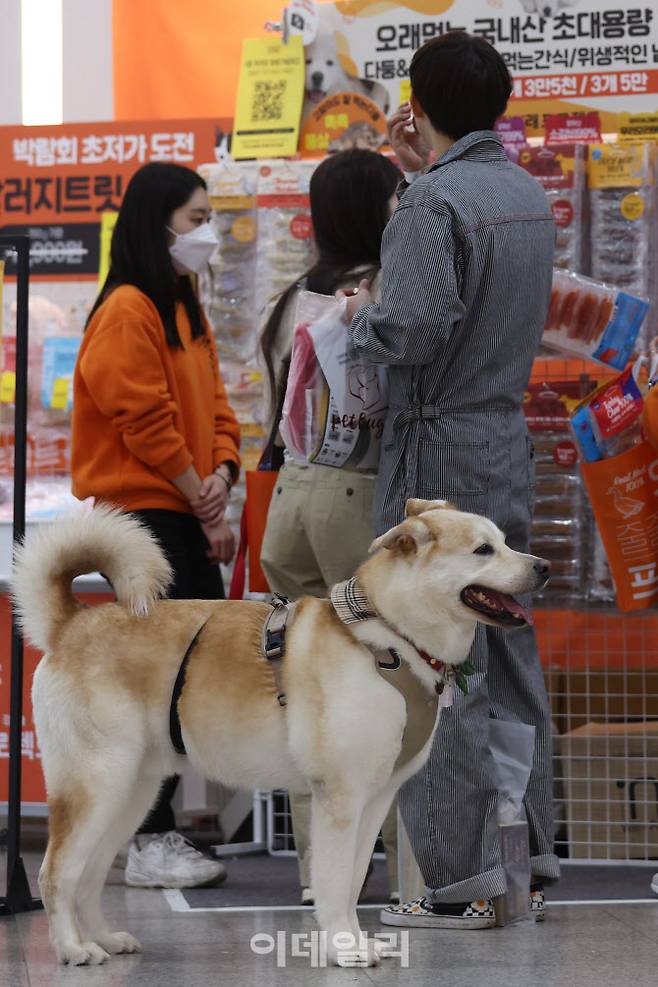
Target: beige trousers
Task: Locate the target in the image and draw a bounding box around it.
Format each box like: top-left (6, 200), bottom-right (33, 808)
top-left (260, 461), bottom-right (398, 893)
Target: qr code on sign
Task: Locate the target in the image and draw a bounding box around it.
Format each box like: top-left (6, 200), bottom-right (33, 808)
top-left (252, 80), bottom-right (287, 122)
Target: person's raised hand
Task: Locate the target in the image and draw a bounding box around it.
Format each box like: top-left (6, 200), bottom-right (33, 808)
top-left (388, 102), bottom-right (431, 173)
top-left (336, 279), bottom-right (373, 324)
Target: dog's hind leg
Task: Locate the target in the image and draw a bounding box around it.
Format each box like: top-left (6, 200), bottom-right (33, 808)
top-left (75, 764), bottom-right (163, 956)
top-left (39, 783), bottom-right (116, 966)
top-left (40, 755), bottom-right (158, 966)
top-left (310, 787), bottom-right (377, 968)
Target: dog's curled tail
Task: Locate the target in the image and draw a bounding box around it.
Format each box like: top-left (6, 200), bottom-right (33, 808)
top-left (12, 504), bottom-right (172, 654)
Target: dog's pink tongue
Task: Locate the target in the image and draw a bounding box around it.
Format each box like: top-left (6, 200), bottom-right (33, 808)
top-left (489, 591), bottom-right (533, 625)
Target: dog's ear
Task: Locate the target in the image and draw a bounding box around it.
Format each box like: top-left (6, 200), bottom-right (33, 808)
top-left (405, 498), bottom-right (457, 517)
top-left (369, 517), bottom-right (433, 555)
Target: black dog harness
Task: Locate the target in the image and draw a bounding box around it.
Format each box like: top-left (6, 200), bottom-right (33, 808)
top-left (169, 618), bottom-right (211, 755)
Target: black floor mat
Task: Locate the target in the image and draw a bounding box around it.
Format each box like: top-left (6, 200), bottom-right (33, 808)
top-left (544, 863), bottom-right (657, 901)
top-left (182, 854), bottom-right (390, 909)
top-left (179, 855), bottom-right (658, 910)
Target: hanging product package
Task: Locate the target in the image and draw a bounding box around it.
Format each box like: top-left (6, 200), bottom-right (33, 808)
top-left (543, 268), bottom-right (649, 369)
top-left (571, 368), bottom-right (658, 611)
top-left (588, 141), bottom-right (657, 351)
top-left (198, 161), bottom-right (260, 361)
top-left (489, 719), bottom-right (536, 927)
top-left (255, 160), bottom-right (317, 320)
top-left (517, 143), bottom-right (586, 272)
top-left (279, 292), bottom-right (388, 472)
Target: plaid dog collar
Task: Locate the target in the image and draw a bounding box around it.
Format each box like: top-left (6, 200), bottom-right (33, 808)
top-left (330, 577), bottom-right (377, 624)
top-left (330, 577), bottom-right (475, 695)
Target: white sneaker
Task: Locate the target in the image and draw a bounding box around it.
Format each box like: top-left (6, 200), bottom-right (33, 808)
top-left (125, 832), bottom-right (227, 889)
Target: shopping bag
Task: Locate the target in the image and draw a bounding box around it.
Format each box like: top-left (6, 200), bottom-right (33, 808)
top-left (229, 388), bottom-right (286, 599)
top-left (229, 467), bottom-right (279, 598)
top-left (280, 291), bottom-right (388, 471)
top-left (580, 439), bottom-right (658, 611)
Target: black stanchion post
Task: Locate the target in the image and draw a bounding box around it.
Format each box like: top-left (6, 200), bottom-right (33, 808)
top-left (0, 234), bottom-right (42, 915)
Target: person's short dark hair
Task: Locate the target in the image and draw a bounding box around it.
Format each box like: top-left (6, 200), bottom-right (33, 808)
top-left (409, 32), bottom-right (512, 140)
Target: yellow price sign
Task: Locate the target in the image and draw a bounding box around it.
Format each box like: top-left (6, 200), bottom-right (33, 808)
top-left (232, 36), bottom-right (305, 160)
top-left (618, 112), bottom-right (658, 143)
top-left (0, 371), bottom-right (16, 404)
top-left (399, 79), bottom-right (411, 104)
top-left (99, 211), bottom-right (119, 288)
top-left (51, 377), bottom-right (70, 410)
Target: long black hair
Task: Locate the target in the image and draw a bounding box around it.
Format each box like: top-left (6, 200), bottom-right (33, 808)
top-left (85, 162), bottom-right (207, 348)
top-left (260, 149), bottom-right (400, 409)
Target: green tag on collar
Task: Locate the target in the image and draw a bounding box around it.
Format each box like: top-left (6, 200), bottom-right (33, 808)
top-left (454, 660), bottom-right (476, 695)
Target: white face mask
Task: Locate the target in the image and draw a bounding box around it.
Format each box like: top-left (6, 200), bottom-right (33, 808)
top-left (167, 223), bottom-right (218, 274)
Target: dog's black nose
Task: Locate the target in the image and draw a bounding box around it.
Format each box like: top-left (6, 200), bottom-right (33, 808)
top-left (311, 71), bottom-right (324, 88)
top-left (534, 559), bottom-right (551, 578)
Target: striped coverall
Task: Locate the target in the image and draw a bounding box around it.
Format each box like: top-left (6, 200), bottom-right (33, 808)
top-left (348, 130), bottom-right (560, 902)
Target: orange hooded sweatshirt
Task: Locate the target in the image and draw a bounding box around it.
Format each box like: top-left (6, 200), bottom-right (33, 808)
top-left (72, 285), bottom-right (240, 514)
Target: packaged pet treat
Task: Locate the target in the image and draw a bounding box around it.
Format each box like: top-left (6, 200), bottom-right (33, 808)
top-left (570, 365), bottom-right (658, 611)
top-left (517, 143), bottom-right (586, 272)
top-left (280, 292), bottom-right (388, 472)
top-left (255, 160), bottom-right (317, 320)
top-left (523, 379), bottom-right (596, 604)
top-left (588, 143), bottom-right (656, 347)
top-left (543, 269), bottom-right (649, 369)
top-left (571, 367), bottom-right (644, 463)
top-left (198, 161), bottom-right (260, 360)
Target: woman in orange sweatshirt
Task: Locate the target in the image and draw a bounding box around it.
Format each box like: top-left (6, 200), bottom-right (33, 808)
top-left (72, 162), bottom-right (240, 890)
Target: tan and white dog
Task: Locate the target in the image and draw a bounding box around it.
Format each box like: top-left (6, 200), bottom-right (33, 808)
top-left (13, 499), bottom-right (549, 967)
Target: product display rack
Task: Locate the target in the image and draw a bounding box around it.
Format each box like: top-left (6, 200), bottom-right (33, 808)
top-left (0, 235), bottom-right (42, 915)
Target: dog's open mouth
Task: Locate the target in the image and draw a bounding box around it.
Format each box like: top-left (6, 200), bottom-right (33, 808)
top-left (460, 586), bottom-right (532, 627)
top-left (308, 89), bottom-right (327, 104)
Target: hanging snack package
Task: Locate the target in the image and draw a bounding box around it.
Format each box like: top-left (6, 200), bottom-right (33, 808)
top-left (543, 268), bottom-right (649, 369)
top-left (588, 142), bottom-right (657, 348)
top-left (255, 160), bottom-right (317, 320)
top-left (517, 143), bottom-right (586, 271)
top-left (571, 369), bottom-right (658, 611)
top-left (524, 379), bottom-right (596, 605)
top-left (198, 161), bottom-right (259, 360)
top-left (280, 292), bottom-right (388, 472)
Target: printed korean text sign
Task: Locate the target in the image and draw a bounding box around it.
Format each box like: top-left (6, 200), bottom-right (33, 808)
top-left (581, 440), bottom-right (658, 611)
top-left (330, 0), bottom-right (658, 136)
top-left (0, 119), bottom-right (224, 280)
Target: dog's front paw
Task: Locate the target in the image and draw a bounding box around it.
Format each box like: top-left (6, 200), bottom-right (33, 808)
top-left (56, 940), bottom-right (111, 965)
top-left (328, 933), bottom-right (380, 968)
top-left (373, 937), bottom-right (396, 960)
top-left (95, 931), bottom-right (142, 955)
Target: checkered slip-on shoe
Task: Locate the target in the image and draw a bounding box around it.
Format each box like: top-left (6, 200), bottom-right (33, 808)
top-left (530, 883), bottom-right (545, 922)
top-left (380, 896), bottom-right (496, 929)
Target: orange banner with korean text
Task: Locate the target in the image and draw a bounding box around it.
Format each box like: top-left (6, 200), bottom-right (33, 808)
top-left (0, 119), bottom-right (226, 281)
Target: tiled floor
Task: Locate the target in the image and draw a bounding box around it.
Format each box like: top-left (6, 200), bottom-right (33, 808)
top-left (2, 854), bottom-right (658, 987)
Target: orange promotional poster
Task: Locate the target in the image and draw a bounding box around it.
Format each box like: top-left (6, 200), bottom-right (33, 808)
top-left (0, 119), bottom-right (226, 281)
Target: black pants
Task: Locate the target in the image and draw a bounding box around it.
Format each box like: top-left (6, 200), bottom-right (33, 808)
top-left (132, 509), bottom-right (225, 834)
